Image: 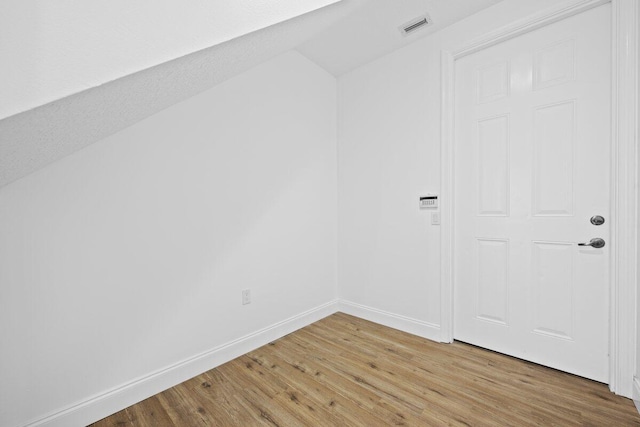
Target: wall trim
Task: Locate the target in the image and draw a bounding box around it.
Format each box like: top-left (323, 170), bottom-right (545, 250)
top-left (452, 0), bottom-right (610, 58)
top-left (440, 0), bottom-right (638, 397)
top-left (338, 300), bottom-right (442, 342)
top-left (22, 299), bottom-right (444, 427)
top-left (21, 300), bottom-right (340, 427)
top-left (609, 0), bottom-right (638, 399)
top-left (440, 49), bottom-right (455, 345)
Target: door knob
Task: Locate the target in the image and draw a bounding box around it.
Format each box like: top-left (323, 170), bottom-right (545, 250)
top-left (578, 238), bottom-right (605, 248)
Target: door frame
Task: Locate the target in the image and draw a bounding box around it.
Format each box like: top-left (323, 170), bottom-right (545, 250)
top-left (439, 0), bottom-right (638, 397)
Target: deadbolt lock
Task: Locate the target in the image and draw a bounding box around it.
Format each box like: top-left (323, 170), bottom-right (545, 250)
top-left (590, 215), bottom-right (605, 226)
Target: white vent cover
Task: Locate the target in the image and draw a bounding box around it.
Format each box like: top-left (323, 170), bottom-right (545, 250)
top-left (399, 14), bottom-right (432, 37)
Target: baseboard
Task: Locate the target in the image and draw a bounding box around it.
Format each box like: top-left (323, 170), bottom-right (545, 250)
top-left (337, 300), bottom-right (442, 342)
top-left (633, 377), bottom-right (640, 414)
top-left (22, 299), bottom-right (340, 427)
top-left (21, 299), bottom-right (443, 427)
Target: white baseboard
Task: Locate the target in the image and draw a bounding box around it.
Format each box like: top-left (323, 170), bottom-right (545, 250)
top-left (22, 299), bottom-right (340, 427)
top-left (633, 377), bottom-right (640, 414)
top-left (21, 299), bottom-right (444, 427)
top-left (337, 300), bottom-right (442, 342)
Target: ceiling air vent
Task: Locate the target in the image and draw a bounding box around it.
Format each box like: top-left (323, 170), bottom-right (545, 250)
top-left (399, 14), bottom-right (432, 37)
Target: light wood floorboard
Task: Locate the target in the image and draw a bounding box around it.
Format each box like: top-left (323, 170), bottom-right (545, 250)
top-left (91, 313), bottom-right (640, 426)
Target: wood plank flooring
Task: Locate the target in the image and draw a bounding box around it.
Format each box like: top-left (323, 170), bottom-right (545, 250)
top-left (91, 313), bottom-right (640, 426)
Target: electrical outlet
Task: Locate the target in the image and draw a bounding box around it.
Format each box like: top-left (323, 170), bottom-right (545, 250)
top-left (431, 212), bottom-right (441, 225)
top-left (242, 289), bottom-right (251, 305)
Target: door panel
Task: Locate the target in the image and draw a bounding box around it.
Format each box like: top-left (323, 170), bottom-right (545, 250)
top-left (531, 241), bottom-right (574, 340)
top-left (453, 5), bottom-right (610, 382)
top-left (476, 238), bottom-right (510, 325)
top-left (533, 101), bottom-right (575, 216)
top-left (477, 115), bottom-right (510, 216)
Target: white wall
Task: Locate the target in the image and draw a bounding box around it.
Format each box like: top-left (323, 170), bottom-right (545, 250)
top-left (0, 0), bottom-right (339, 120)
top-left (0, 51), bottom-right (337, 427)
top-left (337, 0), bottom-right (584, 338)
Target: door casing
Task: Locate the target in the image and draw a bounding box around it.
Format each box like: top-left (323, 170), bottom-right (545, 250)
top-left (439, 0), bottom-right (639, 397)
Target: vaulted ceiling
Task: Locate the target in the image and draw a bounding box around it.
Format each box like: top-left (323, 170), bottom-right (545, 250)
top-left (298, 0), bottom-right (503, 76)
top-left (0, 0), bottom-right (341, 120)
top-left (0, 0), bottom-right (503, 188)
top-left (0, 0), bottom-right (353, 188)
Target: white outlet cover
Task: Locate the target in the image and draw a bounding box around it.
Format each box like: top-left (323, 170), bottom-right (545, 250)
top-left (431, 212), bottom-right (441, 225)
top-left (242, 289), bottom-right (251, 305)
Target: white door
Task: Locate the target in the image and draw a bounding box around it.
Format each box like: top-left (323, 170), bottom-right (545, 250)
top-left (453, 5), bottom-right (610, 382)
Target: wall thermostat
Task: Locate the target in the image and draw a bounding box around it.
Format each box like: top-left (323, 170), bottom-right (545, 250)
top-left (419, 194), bottom-right (438, 209)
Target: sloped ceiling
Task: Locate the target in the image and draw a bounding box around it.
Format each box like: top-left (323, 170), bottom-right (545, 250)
top-left (0, 0), bottom-right (341, 120)
top-left (0, 1), bottom-right (363, 188)
top-left (297, 0), bottom-right (503, 76)
top-left (0, 0), bottom-right (504, 188)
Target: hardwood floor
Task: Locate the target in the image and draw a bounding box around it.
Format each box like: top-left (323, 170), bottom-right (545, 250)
top-left (91, 313), bottom-right (640, 426)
